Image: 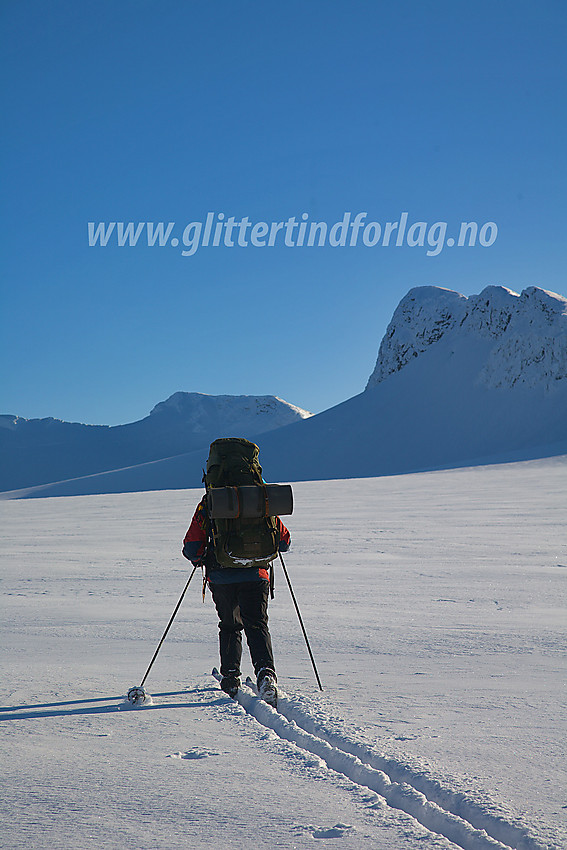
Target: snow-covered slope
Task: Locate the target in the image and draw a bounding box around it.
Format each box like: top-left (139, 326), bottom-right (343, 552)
top-left (147, 391), bottom-right (311, 431)
top-left (1, 460), bottom-right (565, 848)
top-left (2, 285), bottom-right (566, 498)
top-left (0, 393), bottom-right (312, 491)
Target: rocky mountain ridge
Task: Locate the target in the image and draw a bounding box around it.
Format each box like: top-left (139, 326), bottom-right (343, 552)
top-left (367, 285), bottom-right (567, 392)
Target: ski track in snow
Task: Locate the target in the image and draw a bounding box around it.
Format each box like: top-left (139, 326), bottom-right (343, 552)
top-left (2, 465), bottom-right (565, 849)
top-left (212, 673), bottom-right (546, 850)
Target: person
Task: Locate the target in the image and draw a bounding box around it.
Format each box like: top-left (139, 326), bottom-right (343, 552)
top-left (182, 491), bottom-right (291, 705)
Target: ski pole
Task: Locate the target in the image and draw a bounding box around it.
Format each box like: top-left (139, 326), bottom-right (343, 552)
top-left (279, 552), bottom-right (323, 691)
top-left (128, 565), bottom-right (197, 703)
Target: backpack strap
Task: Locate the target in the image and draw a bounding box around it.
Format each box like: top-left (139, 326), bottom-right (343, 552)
top-left (262, 484), bottom-right (270, 517)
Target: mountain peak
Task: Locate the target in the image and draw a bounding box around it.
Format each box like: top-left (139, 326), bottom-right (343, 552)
top-left (367, 285), bottom-right (567, 392)
top-left (149, 391), bottom-right (312, 431)
top-left (0, 392), bottom-right (312, 493)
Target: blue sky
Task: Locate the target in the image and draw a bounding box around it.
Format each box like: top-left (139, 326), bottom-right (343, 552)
top-left (1, 0), bottom-right (566, 425)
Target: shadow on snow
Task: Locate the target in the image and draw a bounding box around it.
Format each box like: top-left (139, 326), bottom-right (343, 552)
top-left (0, 687), bottom-right (222, 721)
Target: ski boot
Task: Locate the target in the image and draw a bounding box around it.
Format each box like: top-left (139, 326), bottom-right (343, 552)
top-left (257, 668), bottom-right (278, 708)
top-left (220, 673), bottom-right (241, 698)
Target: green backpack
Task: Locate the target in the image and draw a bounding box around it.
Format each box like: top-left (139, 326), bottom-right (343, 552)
top-left (204, 438), bottom-right (279, 568)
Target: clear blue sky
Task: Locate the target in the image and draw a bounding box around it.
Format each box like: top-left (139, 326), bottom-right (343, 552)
top-left (1, 0), bottom-right (566, 425)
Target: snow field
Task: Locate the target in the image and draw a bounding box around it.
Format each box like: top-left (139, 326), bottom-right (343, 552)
top-left (1, 457), bottom-right (566, 848)
top-left (217, 675), bottom-right (539, 850)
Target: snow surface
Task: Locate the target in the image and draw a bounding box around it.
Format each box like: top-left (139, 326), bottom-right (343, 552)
top-left (1, 458), bottom-right (566, 849)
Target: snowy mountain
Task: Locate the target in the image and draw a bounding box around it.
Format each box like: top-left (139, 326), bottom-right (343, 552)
top-left (2, 284), bottom-right (566, 498)
top-left (256, 284), bottom-right (567, 480)
top-left (367, 284), bottom-right (567, 392)
top-left (0, 393), bottom-right (312, 492)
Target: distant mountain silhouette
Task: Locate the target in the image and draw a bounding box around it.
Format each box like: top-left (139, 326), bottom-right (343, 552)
top-left (0, 393), bottom-right (311, 492)
top-left (2, 285), bottom-right (566, 499)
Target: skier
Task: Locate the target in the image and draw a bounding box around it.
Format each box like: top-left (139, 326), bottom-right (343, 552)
top-left (182, 486), bottom-right (291, 706)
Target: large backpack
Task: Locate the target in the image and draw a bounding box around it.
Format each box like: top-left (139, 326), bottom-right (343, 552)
top-left (204, 438), bottom-right (279, 568)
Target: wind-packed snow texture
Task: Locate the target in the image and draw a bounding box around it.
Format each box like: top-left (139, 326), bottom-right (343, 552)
top-left (1, 459), bottom-right (565, 849)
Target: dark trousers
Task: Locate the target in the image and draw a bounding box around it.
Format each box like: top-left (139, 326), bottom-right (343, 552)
top-left (210, 581), bottom-right (275, 679)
